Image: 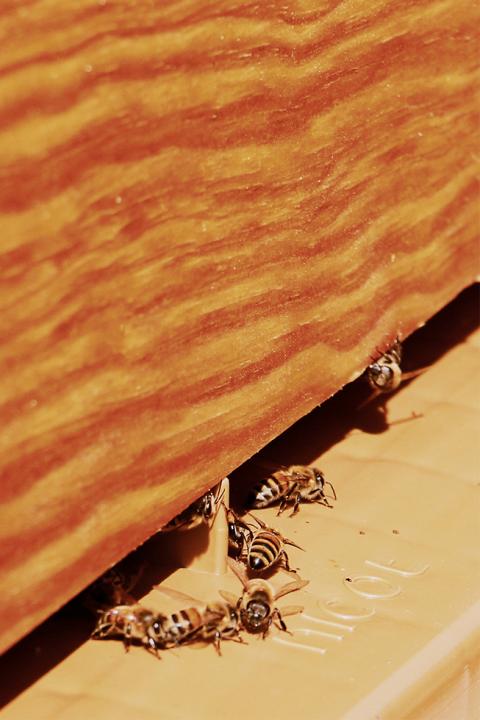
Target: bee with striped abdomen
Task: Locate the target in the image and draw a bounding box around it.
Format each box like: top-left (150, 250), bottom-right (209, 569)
top-left (249, 464), bottom-right (336, 516)
top-left (361, 337), bottom-right (428, 418)
top-left (278, 466), bottom-right (336, 515)
top-left (222, 558), bottom-right (308, 637)
top-left (91, 604), bottom-right (168, 658)
top-left (162, 484), bottom-right (224, 532)
top-left (238, 513), bottom-right (304, 573)
top-left (155, 585), bottom-right (245, 655)
top-left (366, 338), bottom-right (403, 393)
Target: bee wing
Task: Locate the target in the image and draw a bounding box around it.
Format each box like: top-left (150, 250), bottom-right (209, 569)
top-left (274, 577), bottom-right (309, 600)
top-left (277, 605), bottom-right (304, 617)
top-left (227, 557), bottom-right (249, 589)
top-left (154, 585), bottom-right (205, 608)
top-left (203, 605), bottom-right (227, 622)
top-left (218, 589), bottom-right (238, 606)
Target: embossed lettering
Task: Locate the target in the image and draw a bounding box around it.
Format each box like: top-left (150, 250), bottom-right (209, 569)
top-left (344, 575), bottom-right (401, 598)
top-left (365, 559), bottom-right (430, 576)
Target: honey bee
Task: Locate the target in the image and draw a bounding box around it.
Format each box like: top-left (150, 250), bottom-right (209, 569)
top-left (199, 601), bottom-right (245, 655)
top-left (225, 505), bottom-right (254, 559)
top-left (361, 338), bottom-right (427, 418)
top-left (162, 485), bottom-right (224, 532)
top-left (237, 513), bottom-right (304, 573)
top-left (155, 586), bottom-right (244, 655)
top-left (249, 465), bottom-right (337, 516)
top-left (366, 339), bottom-right (403, 393)
top-left (91, 604), bottom-right (168, 657)
top-left (221, 558), bottom-right (308, 637)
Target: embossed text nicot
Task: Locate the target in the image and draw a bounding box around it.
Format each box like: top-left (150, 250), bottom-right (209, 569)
top-left (274, 557), bottom-right (430, 655)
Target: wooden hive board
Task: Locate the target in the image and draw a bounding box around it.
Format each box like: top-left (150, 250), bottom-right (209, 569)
top-left (0, 0), bottom-right (478, 653)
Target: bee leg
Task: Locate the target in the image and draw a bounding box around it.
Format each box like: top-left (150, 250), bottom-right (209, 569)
top-left (278, 483), bottom-right (300, 516)
top-left (122, 622), bottom-right (134, 653)
top-left (146, 636), bottom-right (162, 659)
top-left (262, 617), bottom-right (273, 639)
top-left (277, 497), bottom-right (288, 516)
top-left (317, 494), bottom-right (333, 509)
top-left (289, 493), bottom-right (302, 517)
top-left (281, 550), bottom-right (299, 574)
top-left (91, 620), bottom-right (110, 639)
top-left (213, 632), bottom-right (222, 657)
top-left (272, 609), bottom-right (292, 635)
top-left (232, 633), bottom-right (247, 645)
top-left (282, 550), bottom-right (292, 572)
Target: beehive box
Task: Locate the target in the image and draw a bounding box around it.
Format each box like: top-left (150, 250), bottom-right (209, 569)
top-left (0, 0), bottom-right (478, 657)
top-left (1, 286), bottom-right (479, 719)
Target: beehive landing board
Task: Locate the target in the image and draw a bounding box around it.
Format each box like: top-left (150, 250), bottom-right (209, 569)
top-left (0, 0), bottom-right (479, 653)
top-left (1, 295), bottom-right (479, 719)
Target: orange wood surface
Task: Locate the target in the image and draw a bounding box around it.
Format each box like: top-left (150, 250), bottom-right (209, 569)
top-left (0, 0), bottom-right (478, 653)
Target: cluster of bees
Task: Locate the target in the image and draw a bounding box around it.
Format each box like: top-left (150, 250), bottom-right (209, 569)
top-left (90, 470), bottom-right (319, 658)
top-left (91, 341), bottom-right (407, 658)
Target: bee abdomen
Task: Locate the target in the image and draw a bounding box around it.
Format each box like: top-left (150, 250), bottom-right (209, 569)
top-left (248, 532), bottom-right (282, 571)
top-left (167, 608), bottom-right (202, 643)
top-left (249, 475), bottom-right (289, 508)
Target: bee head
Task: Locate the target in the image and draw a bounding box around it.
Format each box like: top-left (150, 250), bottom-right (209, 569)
top-left (244, 600), bottom-right (269, 630)
top-left (368, 363), bottom-right (393, 389)
top-left (313, 468), bottom-right (325, 487)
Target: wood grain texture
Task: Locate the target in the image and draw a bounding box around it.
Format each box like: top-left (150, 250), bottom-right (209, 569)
top-left (0, 0), bottom-right (478, 653)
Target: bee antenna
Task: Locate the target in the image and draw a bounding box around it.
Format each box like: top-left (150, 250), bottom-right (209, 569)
top-left (246, 512), bottom-right (265, 528)
top-left (324, 481), bottom-right (337, 500)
